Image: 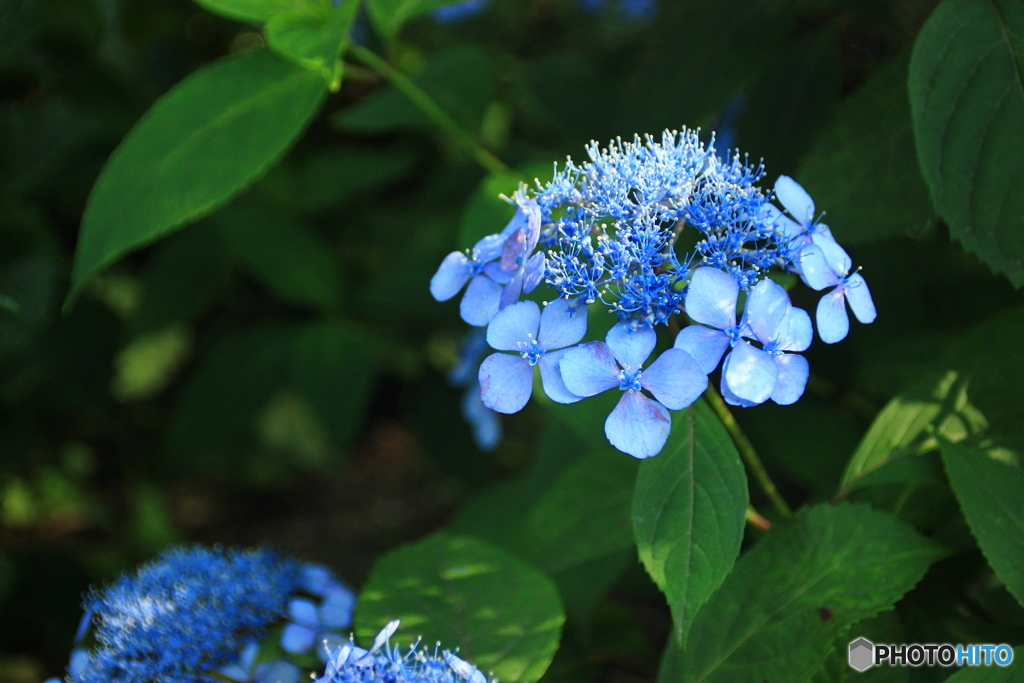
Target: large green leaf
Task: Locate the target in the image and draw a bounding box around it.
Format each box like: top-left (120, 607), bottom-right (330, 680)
top-left (662, 504), bottom-right (945, 683)
top-left (632, 399), bottom-right (747, 650)
top-left (264, 0), bottom-right (360, 89)
top-left (192, 0), bottom-right (303, 23)
top-left (800, 55), bottom-right (934, 246)
top-left (355, 533), bottom-right (564, 683)
top-left (909, 0), bottom-right (1024, 285)
top-left (940, 438), bottom-right (1024, 608)
top-left (67, 49), bottom-right (327, 309)
top-left (366, 0), bottom-right (465, 41)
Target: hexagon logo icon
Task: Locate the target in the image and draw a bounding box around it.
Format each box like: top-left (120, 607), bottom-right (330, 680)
top-left (849, 638), bottom-right (875, 672)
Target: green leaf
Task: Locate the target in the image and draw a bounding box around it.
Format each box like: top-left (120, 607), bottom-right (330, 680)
top-left (909, 0), bottom-right (1024, 286)
top-left (632, 399), bottom-right (748, 650)
top-left (812, 611), bottom-right (908, 683)
top-left (0, 295), bottom-right (18, 314)
top-left (940, 438), bottom-right (1024, 608)
top-left (355, 533), bottom-right (565, 683)
top-left (216, 203), bottom-right (342, 310)
top-left (366, 0), bottom-right (464, 41)
top-left (265, 0), bottom-right (360, 89)
top-left (943, 646), bottom-right (1024, 681)
top-left (192, 0), bottom-right (302, 23)
top-left (510, 453), bottom-right (638, 574)
top-left (67, 48), bottom-right (327, 309)
top-left (799, 54), bottom-right (934, 246)
top-left (663, 503), bottom-right (945, 683)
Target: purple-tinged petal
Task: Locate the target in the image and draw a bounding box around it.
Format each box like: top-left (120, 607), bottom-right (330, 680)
top-left (501, 228), bottom-right (527, 271)
top-left (473, 233), bottom-right (506, 262)
top-left (640, 348), bottom-right (708, 410)
top-left (460, 274), bottom-right (502, 326)
top-left (499, 268), bottom-right (524, 309)
top-left (462, 384), bottom-right (502, 450)
top-left (816, 288), bottom-right (850, 344)
top-left (431, 252), bottom-right (473, 301)
top-left (673, 324), bottom-right (730, 374)
top-left (606, 322), bottom-right (657, 369)
top-left (845, 273), bottom-right (876, 324)
top-left (523, 251), bottom-right (546, 293)
top-left (560, 341), bottom-right (620, 397)
top-left (685, 267), bottom-right (738, 330)
top-left (796, 244), bottom-right (839, 291)
top-left (722, 342), bottom-right (777, 406)
top-left (771, 354), bottom-right (809, 405)
top-left (743, 279), bottom-right (790, 344)
top-left (538, 297), bottom-right (587, 350)
top-left (282, 623), bottom-right (316, 654)
top-left (288, 597), bottom-right (319, 628)
top-left (486, 300), bottom-right (540, 351)
top-left (775, 306), bottom-right (813, 353)
top-left (538, 351), bottom-right (583, 404)
top-left (254, 661), bottom-right (301, 683)
top-left (774, 175), bottom-right (814, 226)
top-left (483, 261), bottom-right (514, 284)
top-left (479, 353), bottom-right (533, 413)
top-left (605, 391), bottom-right (671, 459)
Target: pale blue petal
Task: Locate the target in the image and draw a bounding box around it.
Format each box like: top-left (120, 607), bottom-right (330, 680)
top-left (479, 353), bottom-right (533, 413)
top-left (775, 306), bottom-right (813, 352)
top-left (472, 233), bottom-right (506, 262)
top-left (254, 661), bottom-right (301, 683)
top-left (462, 384), bottom-right (502, 450)
top-left (845, 273), bottom-right (877, 324)
top-left (460, 274), bottom-right (502, 326)
top-left (486, 300), bottom-right (540, 351)
top-left (810, 225), bottom-right (837, 247)
top-left (319, 588), bottom-right (355, 629)
top-left (538, 297), bottom-right (587, 350)
top-left (538, 351), bottom-right (583, 404)
top-left (816, 288), bottom-right (850, 343)
top-left (499, 268), bottom-right (524, 309)
top-left (774, 175), bottom-right (814, 226)
top-left (673, 324), bottom-right (730, 374)
top-left (483, 261), bottom-right (514, 284)
top-left (522, 251), bottom-right (546, 293)
top-left (744, 278), bottom-right (790, 343)
top-left (560, 341), bottom-right (620, 397)
top-left (288, 597), bottom-right (319, 628)
top-left (764, 201), bottom-right (803, 240)
top-left (639, 348), bottom-right (707, 410)
top-left (431, 252), bottom-right (472, 301)
top-left (815, 235), bottom-right (852, 277)
top-left (605, 391), bottom-right (671, 459)
top-left (281, 623), bottom-right (316, 654)
top-left (685, 267), bottom-right (738, 330)
top-left (722, 342), bottom-right (777, 406)
top-left (606, 322), bottom-right (657, 369)
top-left (720, 376), bottom-right (757, 408)
top-left (499, 202), bottom-right (529, 238)
top-left (771, 354), bottom-right (809, 405)
top-left (501, 228), bottom-right (527, 271)
top-left (796, 244), bottom-right (839, 291)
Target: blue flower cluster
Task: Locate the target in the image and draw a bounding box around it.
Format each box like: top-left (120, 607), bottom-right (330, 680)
top-left (316, 620), bottom-right (489, 683)
top-left (48, 546), bottom-right (356, 683)
top-left (431, 128), bottom-right (876, 458)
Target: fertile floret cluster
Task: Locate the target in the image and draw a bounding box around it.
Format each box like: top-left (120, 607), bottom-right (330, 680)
top-left (431, 127), bottom-right (876, 458)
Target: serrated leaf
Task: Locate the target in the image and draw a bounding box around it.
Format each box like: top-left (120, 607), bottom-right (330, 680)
top-left (799, 54), bottom-right (934, 246)
top-left (192, 0), bottom-right (302, 23)
top-left (355, 533), bottom-right (565, 683)
top-left (264, 0), bottom-right (360, 89)
top-left (366, 0), bottom-right (465, 41)
top-left (510, 453), bottom-right (638, 574)
top-left (663, 503), bottom-right (945, 683)
top-left (909, 0), bottom-right (1024, 285)
top-left (632, 399), bottom-right (748, 650)
top-left (67, 49), bottom-right (327, 309)
top-left (940, 438), bottom-right (1024, 608)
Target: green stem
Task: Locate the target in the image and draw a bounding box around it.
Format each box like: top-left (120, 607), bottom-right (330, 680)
top-left (348, 45), bottom-right (509, 176)
top-left (704, 385), bottom-right (792, 518)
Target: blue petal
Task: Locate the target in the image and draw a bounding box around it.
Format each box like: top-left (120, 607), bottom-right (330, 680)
top-left (774, 175), bottom-right (815, 226)
top-left (486, 300), bottom-right (540, 351)
top-left (775, 306), bottom-right (813, 352)
top-left (606, 322), bottom-right (656, 369)
top-left (522, 251), bottom-right (546, 293)
top-left (815, 235), bottom-right (852, 277)
top-left (299, 564), bottom-right (334, 596)
top-left (499, 268), bottom-right (524, 309)
top-left (501, 228), bottom-right (527, 271)
top-left (816, 288), bottom-right (850, 343)
top-left (743, 278), bottom-right (790, 344)
top-left (538, 350), bottom-right (582, 404)
top-left (462, 384), bottom-right (502, 450)
top-left (720, 375), bottom-right (756, 407)
top-left (288, 597), bottom-right (319, 628)
top-left (281, 623), bottom-right (316, 654)
top-left (722, 342), bottom-right (777, 406)
top-left (538, 298), bottom-right (587, 350)
top-left (483, 261), bottom-right (514, 284)
top-left (795, 244), bottom-right (839, 291)
top-left (845, 273), bottom-right (877, 324)
top-left (319, 587), bottom-right (355, 629)
top-left (673, 324), bottom-right (730, 374)
top-left (560, 341), bottom-right (620, 397)
top-left (254, 661), bottom-right (301, 683)
top-left (431, 252), bottom-right (472, 301)
top-left (771, 354), bottom-right (809, 405)
top-left (460, 274), bottom-right (502, 326)
top-left (479, 352), bottom-right (534, 413)
top-left (685, 267), bottom-right (738, 330)
top-left (639, 348), bottom-right (707, 410)
top-left (605, 391), bottom-right (671, 459)
top-left (473, 233), bottom-right (506, 262)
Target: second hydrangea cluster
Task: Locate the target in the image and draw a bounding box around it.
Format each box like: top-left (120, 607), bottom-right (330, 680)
top-left (431, 128), bottom-right (876, 458)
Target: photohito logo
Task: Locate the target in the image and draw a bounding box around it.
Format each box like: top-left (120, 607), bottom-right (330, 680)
top-left (848, 638), bottom-right (1014, 671)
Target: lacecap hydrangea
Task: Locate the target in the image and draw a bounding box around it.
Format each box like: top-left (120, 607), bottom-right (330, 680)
top-left (47, 545), bottom-right (356, 683)
top-left (431, 128), bottom-right (876, 459)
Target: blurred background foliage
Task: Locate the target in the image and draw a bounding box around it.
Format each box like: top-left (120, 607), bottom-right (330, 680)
top-left (2, 0), bottom-right (1024, 680)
